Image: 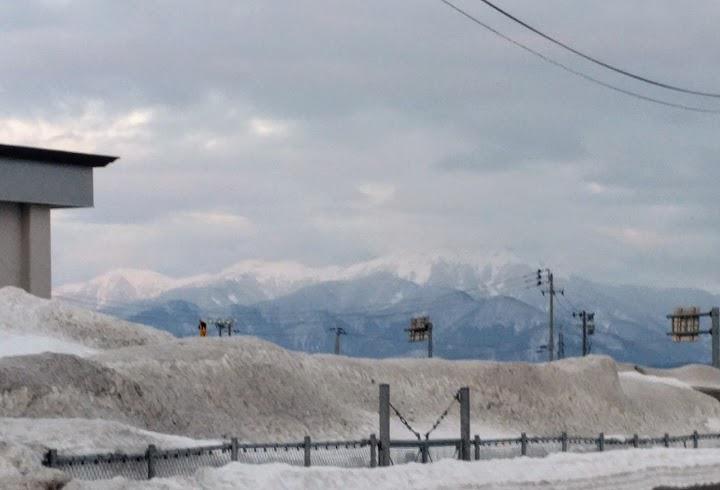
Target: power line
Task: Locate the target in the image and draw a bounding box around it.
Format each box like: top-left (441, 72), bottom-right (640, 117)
top-left (439, 0), bottom-right (720, 114)
top-left (473, 0), bottom-right (720, 99)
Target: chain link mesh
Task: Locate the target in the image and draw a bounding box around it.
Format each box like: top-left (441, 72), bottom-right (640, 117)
top-left (47, 431), bottom-right (720, 480)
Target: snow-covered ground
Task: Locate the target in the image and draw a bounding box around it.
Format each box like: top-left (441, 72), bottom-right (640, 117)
top-left (0, 287), bottom-right (173, 351)
top-left (63, 449), bottom-right (720, 490)
top-left (0, 333), bottom-right (97, 358)
top-left (3, 286), bottom-right (720, 488)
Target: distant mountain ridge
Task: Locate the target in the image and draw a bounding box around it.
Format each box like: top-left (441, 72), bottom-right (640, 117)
top-left (54, 254), bottom-right (720, 367)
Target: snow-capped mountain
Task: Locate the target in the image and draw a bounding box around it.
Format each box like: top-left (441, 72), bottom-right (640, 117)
top-left (53, 253), bottom-right (720, 367)
top-left (55, 269), bottom-right (180, 308)
top-left (54, 252), bottom-right (531, 310)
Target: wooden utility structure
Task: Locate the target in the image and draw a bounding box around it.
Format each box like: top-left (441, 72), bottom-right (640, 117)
top-left (406, 316), bottom-right (433, 358)
top-left (667, 307), bottom-right (720, 368)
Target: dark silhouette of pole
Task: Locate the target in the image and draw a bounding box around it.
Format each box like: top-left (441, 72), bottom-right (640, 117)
top-left (330, 327), bottom-right (346, 355)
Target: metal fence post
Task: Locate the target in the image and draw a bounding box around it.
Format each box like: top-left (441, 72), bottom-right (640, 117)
top-left (520, 433), bottom-right (527, 456)
top-left (663, 433), bottom-right (670, 448)
top-left (370, 434), bottom-right (377, 468)
top-left (379, 384), bottom-right (390, 467)
top-left (598, 433), bottom-right (604, 452)
top-left (304, 436), bottom-right (311, 467)
top-left (459, 387), bottom-right (471, 461)
top-left (45, 449), bottom-right (58, 468)
top-left (146, 444), bottom-right (157, 480)
top-left (420, 440), bottom-right (429, 464)
top-left (632, 434), bottom-right (639, 448)
top-left (693, 431), bottom-right (699, 449)
top-left (561, 432), bottom-right (568, 452)
top-left (712, 307), bottom-right (720, 369)
top-left (231, 438), bottom-right (239, 462)
top-left (474, 435), bottom-right (480, 461)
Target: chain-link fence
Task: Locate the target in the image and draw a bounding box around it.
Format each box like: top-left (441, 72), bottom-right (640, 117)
top-left (43, 431), bottom-right (720, 481)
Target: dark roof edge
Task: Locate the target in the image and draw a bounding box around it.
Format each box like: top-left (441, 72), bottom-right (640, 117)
top-left (0, 143), bottom-right (119, 167)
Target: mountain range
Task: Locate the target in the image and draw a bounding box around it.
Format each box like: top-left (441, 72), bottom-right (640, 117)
top-left (54, 253), bottom-right (720, 367)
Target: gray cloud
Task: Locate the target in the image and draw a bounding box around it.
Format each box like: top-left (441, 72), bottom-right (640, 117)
top-left (1, 0), bottom-right (719, 290)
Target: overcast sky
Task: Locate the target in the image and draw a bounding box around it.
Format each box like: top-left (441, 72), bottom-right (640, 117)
top-left (2, 0), bottom-right (719, 290)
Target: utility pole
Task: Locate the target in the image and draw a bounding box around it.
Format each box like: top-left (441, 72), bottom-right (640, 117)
top-left (558, 330), bottom-right (565, 359)
top-left (406, 316), bottom-right (433, 358)
top-left (537, 269), bottom-right (563, 362)
top-left (667, 307), bottom-right (720, 369)
top-left (573, 310), bottom-right (595, 356)
top-left (329, 327), bottom-right (347, 355)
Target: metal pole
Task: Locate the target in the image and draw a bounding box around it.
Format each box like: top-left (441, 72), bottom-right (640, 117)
top-left (231, 438), bottom-right (239, 462)
top-left (712, 307), bottom-right (719, 369)
top-left (561, 432), bottom-right (568, 452)
top-left (304, 436), bottom-right (311, 467)
top-left (598, 432), bottom-right (604, 452)
top-left (582, 311), bottom-right (588, 356)
top-left (146, 444), bottom-right (157, 480)
top-left (520, 433), bottom-right (527, 456)
top-left (370, 434), bottom-right (377, 468)
top-left (693, 431), bottom-right (699, 449)
top-left (474, 435), bottom-right (480, 460)
top-left (549, 272), bottom-right (554, 362)
top-left (459, 387), bottom-right (470, 461)
top-left (46, 449), bottom-right (57, 468)
top-left (428, 322), bottom-right (433, 358)
top-left (379, 384), bottom-right (390, 467)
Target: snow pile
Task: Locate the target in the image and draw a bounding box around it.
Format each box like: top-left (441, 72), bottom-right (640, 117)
top-left (1, 334), bottom-right (97, 358)
top-left (0, 418), bottom-right (215, 490)
top-left (0, 287), bottom-right (173, 352)
top-left (641, 364), bottom-right (720, 392)
top-left (3, 336), bottom-right (719, 442)
top-left (64, 449), bottom-right (720, 490)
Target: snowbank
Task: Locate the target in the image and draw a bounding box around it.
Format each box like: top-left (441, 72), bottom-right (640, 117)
top-left (1, 334), bottom-right (97, 358)
top-left (0, 287), bottom-right (173, 351)
top-left (0, 417), bottom-right (215, 490)
top-left (3, 336), bottom-right (718, 443)
top-left (63, 449), bottom-right (720, 490)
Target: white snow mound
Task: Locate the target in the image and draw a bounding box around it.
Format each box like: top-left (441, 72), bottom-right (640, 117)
top-left (0, 287), bottom-right (173, 352)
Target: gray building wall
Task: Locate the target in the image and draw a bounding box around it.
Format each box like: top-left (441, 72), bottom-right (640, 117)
top-left (0, 158), bottom-right (93, 208)
top-left (0, 201), bottom-right (52, 298)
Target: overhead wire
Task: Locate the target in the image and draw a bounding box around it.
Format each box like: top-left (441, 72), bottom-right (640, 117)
top-left (439, 0), bottom-right (720, 114)
top-left (473, 0), bottom-right (720, 98)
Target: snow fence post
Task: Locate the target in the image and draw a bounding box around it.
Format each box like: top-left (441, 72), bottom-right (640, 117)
top-left (561, 432), bottom-right (568, 452)
top-left (598, 433), bottom-right (604, 452)
top-left (45, 449), bottom-right (57, 468)
top-left (146, 444), bottom-right (157, 480)
top-left (420, 440), bottom-right (429, 464)
top-left (304, 436), bottom-right (311, 467)
top-left (379, 384), bottom-right (390, 467)
top-left (520, 433), bottom-right (527, 456)
top-left (231, 438), bottom-right (239, 462)
top-left (663, 433), bottom-right (670, 448)
top-left (370, 434), bottom-right (377, 468)
top-left (693, 431), bottom-right (699, 449)
top-left (632, 434), bottom-right (639, 448)
top-left (459, 387), bottom-right (471, 461)
top-left (474, 435), bottom-right (480, 461)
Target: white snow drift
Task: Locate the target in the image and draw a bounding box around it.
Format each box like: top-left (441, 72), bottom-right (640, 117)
top-left (0, 287), bottom-right (172, 353)
top-left (2, 285), bottom-right (720, 489)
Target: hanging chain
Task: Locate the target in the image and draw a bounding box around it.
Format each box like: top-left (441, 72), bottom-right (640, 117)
top-left (389, 402), bottom-right (422, 440)
top-left (424, 391), bottom-right (460, 439)
top-left (389, 391), bottom-right (460, 442)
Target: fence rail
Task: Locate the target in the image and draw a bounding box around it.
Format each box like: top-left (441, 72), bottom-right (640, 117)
top-left (43, 430), bottom-right (720, 481)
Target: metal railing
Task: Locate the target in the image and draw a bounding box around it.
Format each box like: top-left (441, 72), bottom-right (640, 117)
top-left (44, 431), bottom-right (720, 481)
